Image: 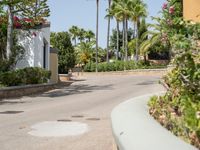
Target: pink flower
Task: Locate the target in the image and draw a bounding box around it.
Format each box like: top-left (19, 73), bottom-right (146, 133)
top-left (162, 3), bottom-right (168, 10)
top-left (13, 16), bottom-right (19, 21)
top-left (14, 22), bottom-right (22, 28)
top-left (169, 6), bottom-right (175, 14)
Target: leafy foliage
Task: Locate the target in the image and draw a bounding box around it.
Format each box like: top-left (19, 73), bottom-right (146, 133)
top-left (0, 67), bottom-right (51, 86)
top-left (0, 30), bottom-right (25, 72)
top-left (110, 28), bottom-right (134, 57)
top-left (75, 41), bottom-right (95, 65)
top-left (50, 32), bottom-right (76, 74)
top-left (84, 60), bottom-right (166, 72)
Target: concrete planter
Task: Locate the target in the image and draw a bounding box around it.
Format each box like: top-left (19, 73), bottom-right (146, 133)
top-left (111, 93), bottom-right (197, 150)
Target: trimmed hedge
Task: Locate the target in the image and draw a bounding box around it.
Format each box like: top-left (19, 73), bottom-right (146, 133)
top-left (0, 67), bottom-right (51, 87)
top-left (84, 60), bottom-right (167, 72)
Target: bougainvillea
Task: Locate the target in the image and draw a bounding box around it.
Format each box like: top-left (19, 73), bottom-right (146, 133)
top-left (13, 16), bottom-right (46, 30)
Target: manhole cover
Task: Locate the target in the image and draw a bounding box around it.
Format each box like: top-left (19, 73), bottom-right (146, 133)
top-left (71, 115), bottom-right (84, 118)
top-left (86, 118), bottom-right (100, 121)
top-left (57, 119), bottom-right (72, 122)
top-left (28, 121), bottom-right (89, 137)
top-left (0, 111), bottom-right (24, 114)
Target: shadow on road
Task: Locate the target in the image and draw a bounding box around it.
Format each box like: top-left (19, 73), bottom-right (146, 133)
top-left (0, 80), bottom-right (114, 104)
top-left (40, 83), bottom-right (114, 98)
top-left (135, 80), bottom-right (158, 85)
top-left (0, 101), bottom-right (26, 105)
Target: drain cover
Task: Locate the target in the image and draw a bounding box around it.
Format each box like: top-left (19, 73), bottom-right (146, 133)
top-left (86, 118), bottom-right (100, 121)
top-left (28, 121), bottom-right (89, 137)
top-left (57, 119), bottom-right (72, 122)
top-left (71, 115), bottom-right (84, 118)
top-left (0, 111), bottom-right (24, 114)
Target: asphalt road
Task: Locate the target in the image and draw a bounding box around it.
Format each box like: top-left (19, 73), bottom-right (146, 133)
top-left (0, 74), bottom-right (165, 150)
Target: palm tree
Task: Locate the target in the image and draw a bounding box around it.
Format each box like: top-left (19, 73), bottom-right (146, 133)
top-left (106, 0), bottom-right (112, 63)
top-left (95, 0), bottom-right (99, 72)
top-left (107, 1), bottom-right (121, 60)
top-left (140, 18), bottom-right (171, 60)
top-left (85, 30), bottom-right (95, 42)
top-left (75, 41), bottom-right (95, 65)
top-left (69, 26), bottom-right (79, 45)
top-left (129, 0), bottom-right (147, 61)
top-left (112, 0), bottom-right (131, 61)
top-left (77, 28), bottom-right (86, 43)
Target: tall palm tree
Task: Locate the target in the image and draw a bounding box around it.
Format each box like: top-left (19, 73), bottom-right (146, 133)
top-left (129, 0), bottom-right (147, 61)
top-left (95, 0), bottom-right (99, 72)
top-left (112, 0), bottom-right (131, 61)
top-left (107, 1), bottom-right (121, 60)
top-left (69, 26), bottom-right (79, 45)
top-left (106, 0), bottom-right (112, 63)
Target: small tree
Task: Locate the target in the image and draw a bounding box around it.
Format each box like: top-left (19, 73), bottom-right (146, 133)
top-left (50, 32), bottom-right (76, 74)
top-left (18, 0), bottom-right (50, 24)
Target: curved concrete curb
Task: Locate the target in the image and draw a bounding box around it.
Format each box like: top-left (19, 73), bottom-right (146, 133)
top-left (111, 92), bottom-right (197, 150)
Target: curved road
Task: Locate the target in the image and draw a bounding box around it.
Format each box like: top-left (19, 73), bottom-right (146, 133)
top-left (0, 74), bottom-right (165, 150)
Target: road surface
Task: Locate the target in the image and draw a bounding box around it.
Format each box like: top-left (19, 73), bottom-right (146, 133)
top-left (0, 74), bottom-right (165, 150)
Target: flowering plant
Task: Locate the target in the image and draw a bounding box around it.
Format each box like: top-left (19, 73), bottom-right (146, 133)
top-left (14, 16), bottom-right (46, 29)
top-left (149, 0), bottom-right (200, 148)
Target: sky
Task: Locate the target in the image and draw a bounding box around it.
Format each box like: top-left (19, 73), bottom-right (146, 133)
top-left (47, 0), bottom-right (165, 48)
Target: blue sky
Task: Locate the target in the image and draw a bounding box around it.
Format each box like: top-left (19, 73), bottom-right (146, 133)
top-left (48, 0), bottom-right (165, 48)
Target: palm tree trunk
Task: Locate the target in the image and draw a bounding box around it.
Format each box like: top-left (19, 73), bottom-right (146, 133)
top-left (95, 0), bottom-right (99, 72)
top-left (116, 20), bottom-right (119, 60)
top-left (133, 22), bottom-right (136, 39)
top-left (122, 18), bottom-right (125, 61)
top-left (106, 0), bottom-right (111, 63)
top-left (135, 20), bottom-right (140, 61)
top-left (6, 5), bottom-right (14, 60)
top-left (75, 37), bottom-right (77, 46)
top-left (125, 18), bottom-right (128, 61)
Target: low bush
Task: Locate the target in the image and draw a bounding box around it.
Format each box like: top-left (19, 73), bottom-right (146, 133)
top-left (0, 67), bottom-right (51, 87)
top-left (148, 52), bottom-right (200, 148)
top-left (83, 60), bottom-right (167, 72)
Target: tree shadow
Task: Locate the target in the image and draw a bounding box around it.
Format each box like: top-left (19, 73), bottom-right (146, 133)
top-left (39, 83), bottom-right (114, 98)
top-left (0, 111), bottom-right (24, 114)
top-left (0, 101), bottom-right (26, 105)
top-left (136, 80), bottom-right (158, 85)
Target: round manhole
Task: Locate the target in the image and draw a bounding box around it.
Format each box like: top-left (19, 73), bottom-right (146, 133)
top-left (28, 121), bottom-right (89, 137)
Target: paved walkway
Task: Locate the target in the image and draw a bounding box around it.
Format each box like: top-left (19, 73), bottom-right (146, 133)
top-left (0, 74), bottom-right (165, 150)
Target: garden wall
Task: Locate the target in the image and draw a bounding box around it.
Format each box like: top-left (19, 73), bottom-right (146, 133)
top-left (0, 83), bottom-right (56, 99)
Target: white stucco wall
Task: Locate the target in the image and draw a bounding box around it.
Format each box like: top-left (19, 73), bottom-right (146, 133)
top-left (16, 26), bottom-right (50, 70)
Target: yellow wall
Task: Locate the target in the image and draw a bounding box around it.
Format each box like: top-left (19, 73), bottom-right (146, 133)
top-left (50, 53), bottom-right (58, 83)
top-left (183, 0), bottom-right (200, 22)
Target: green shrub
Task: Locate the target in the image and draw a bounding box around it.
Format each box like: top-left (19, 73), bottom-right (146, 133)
top-left (84, 62), bottom-right (96, 72)
top-left (0, 70), bottom-right (22, 86)
top-left (0, 67), bottom-right (51, 87)
top-left (83, 60), bottom-right (166, 72)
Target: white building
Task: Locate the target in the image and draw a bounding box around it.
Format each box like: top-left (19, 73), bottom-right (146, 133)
top-left (16, 23), bottom-right (50, 70)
